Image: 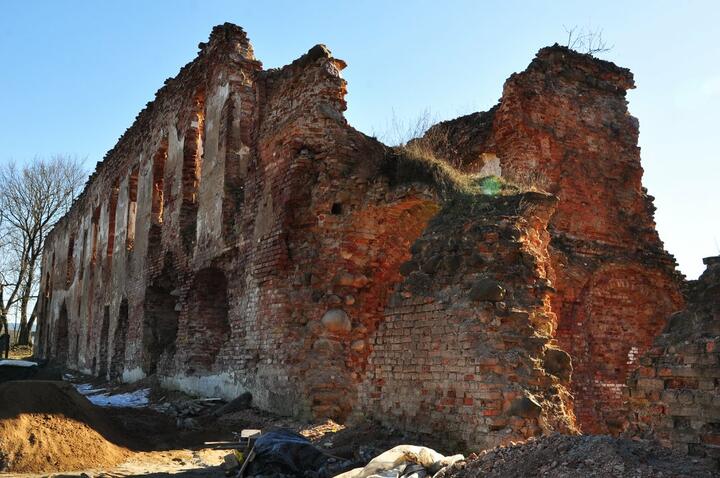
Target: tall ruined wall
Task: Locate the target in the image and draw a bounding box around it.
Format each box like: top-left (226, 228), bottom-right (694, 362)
top-left (35, 24), bottom-right (581, 449)
top-left (35, 24), bottom-right (263, 384)
top-left (421, 46), bottom-right (684, 433)
top-left (627, 256), bottom-right (720, 468)
top-left (36, 25), bottom-right (688, 450)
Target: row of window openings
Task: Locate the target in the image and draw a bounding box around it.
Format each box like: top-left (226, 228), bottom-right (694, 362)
top-left (61, 110), bottom-right (204, 287)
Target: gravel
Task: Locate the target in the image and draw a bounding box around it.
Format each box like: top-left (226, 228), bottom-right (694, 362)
top-left (436, 433), bottom-right (719, 478)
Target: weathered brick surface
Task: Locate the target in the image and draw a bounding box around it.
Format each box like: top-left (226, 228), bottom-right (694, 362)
top-left (359, 191), bottom-right (577, 450)
top-left (35, 26), bottom-right (690, 450)
top-left (421, 46), bottom-right (685, 433)
top-left (34, 25), bottom-right (449, 421)
top-left (627, 256), bottom-right (720, 468)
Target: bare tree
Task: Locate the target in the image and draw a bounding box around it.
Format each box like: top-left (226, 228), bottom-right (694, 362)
top-left (563, 25), bottom-right (613, 56)
top-left (0, 156), bottom-right (86, 345)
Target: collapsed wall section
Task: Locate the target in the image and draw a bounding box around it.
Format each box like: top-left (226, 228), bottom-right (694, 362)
top-left (419, 45), bottom-right (685, 433)
top-left (359, 188), bottom-right (577, 450)
top-left (627, 256), bottom-right (720, 468)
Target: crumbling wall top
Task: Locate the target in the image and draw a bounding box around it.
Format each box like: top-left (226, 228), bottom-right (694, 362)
top-left (524, 44), bottom-right (635, 92)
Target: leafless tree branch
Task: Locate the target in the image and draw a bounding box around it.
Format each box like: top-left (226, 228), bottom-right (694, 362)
top-left (563, 25), bottom-right (614, 56)
top-left (0, 156), bottom-right (86, 344)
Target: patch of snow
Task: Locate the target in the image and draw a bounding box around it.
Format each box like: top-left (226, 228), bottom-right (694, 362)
top-left (70, 382), bottom-right (150, 408)
top-left (0, 359), bottom-right (38, 367)
top-left (75, 383), bottom-right (107, 395)
top-left (85, 388), bottom-right (150, 408)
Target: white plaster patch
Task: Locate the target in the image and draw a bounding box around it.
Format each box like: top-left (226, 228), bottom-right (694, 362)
top-left (122, 367), bottom-right (146, 383)
top-left (478, 153), bottom-right (502, 177)
top-left (195, 82), bottom-right (231, 257)
top-left (161, 371), bottom-right (246, 400)
top-left (627, 346), bottom-right (639, 365)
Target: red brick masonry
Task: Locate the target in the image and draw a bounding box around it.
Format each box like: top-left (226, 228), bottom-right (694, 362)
top-left (37, 24), bottom-right (691, 450)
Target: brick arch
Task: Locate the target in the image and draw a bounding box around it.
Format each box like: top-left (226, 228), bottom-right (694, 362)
top-left (179, 93), bottom-right (205, 253)
top-left (562, 263), bottom-right (683, 433)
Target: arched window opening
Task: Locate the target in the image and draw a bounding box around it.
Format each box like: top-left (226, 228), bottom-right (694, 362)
top-left (91, 206), bottom-right (100, 266)
top-left (65, 234), bottom-right (75, 287)
top-left (106, 180), bottom-right (120, 263)
top-left (126, 167), bottom-right (139, 251)
top-left (179, 95), bottom-right (205, 253)
top-left (98, 305), bottom-right (111, 378)
top-left (148, 140), bottom-right (169, 258)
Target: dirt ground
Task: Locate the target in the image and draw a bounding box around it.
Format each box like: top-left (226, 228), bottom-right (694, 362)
top-left (1, 369), bottom-right (719, 477)
top-left (436, 433), bottom-right (719, 478)
top-left (0, 380), bottom-right (128, 473)
top-left (0, 372), bottom-right (415, 477)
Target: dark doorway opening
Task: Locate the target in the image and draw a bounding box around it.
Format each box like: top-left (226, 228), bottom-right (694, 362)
top-left (55, 302), bottom-right (69, 364)
top-left (98, 305), bottom-right (110, 378)
top-left (110, 298), bottom-right (129, 380)
top-left (185, 267), bottom-right (230, 371)
top-left (142, 259), bottom-right (179, 374)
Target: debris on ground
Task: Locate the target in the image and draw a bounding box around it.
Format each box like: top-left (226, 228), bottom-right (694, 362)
top-left (174, 397), bottom-right (224, 416)
top-left (8, 372), bottom-right (718, 477)
top-left (0, 381), bottom-right (129, 473)
top-left (213, 391), bottom-right (253, 417)
top-left (336, 445), bottom-right (464, 478)
top-left (82, 387), bottom-right (150, 408)
top-left (435, 433), bottom-right (719, 478)
top-left (240, 428), bottom-right (355, 477)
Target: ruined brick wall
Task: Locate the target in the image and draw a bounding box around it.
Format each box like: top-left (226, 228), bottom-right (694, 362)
top-left (35, 23), bottom-right (582, 450)
top-left (34, 24), bottom-right (461, 421)
top-left (627, 256), bottom-right (720, 468)
top-left (359, 189), bottom-right (577, 450)
top-left (421, 46), bottom-right (685, 433)
top-left (37, 24), bottom-right (266, 394)
top-left (36, 25), bottom-right (687, 450)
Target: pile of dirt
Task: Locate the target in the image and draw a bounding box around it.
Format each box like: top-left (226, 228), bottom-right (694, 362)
top-left (436, 433), bottom-right (718, 478)
top-left (0, 380), bottom-right (129, 473)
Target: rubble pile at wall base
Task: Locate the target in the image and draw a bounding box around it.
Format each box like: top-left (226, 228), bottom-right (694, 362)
top-left (436, 433), bottom-right (718, 478)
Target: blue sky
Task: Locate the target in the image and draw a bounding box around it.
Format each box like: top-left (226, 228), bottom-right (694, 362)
top-left (1, 1), bottom-right (718, 278)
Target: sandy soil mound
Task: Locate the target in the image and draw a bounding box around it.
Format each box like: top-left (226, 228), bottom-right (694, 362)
top-left (437, 433), bottom-right (718, 478)
top-left (0, 380), bottom-right (129, 473)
